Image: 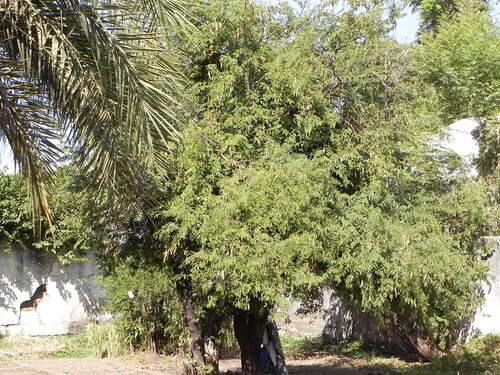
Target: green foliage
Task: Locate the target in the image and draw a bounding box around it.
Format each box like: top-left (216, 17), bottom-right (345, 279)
top-left (157, 0), bottom-right (493, 352)
top-left (219, 325), bottom-right (240, 359)
top-left (404, 335), bottom-right (500, 375)
top-left (280, 335), bottom-right (399, 361)
top-left (412, 0), bottom-right (456, 32)
top-left (186, 152), bottom-right (337, 310)
top-left (416, 0), bottom-right (500, 235)
top-left (410, 0), bottom-right (490, 33)
top-left (475, 118), bottom-right (500, 216)
top-left (48, 333), bottom-right (93, 359)
top-left (281, 334), bottom-right (500, 374)
top-left (34, 168), bottom-right (95, 263)
top-left (1, 0), bottom-right (495, 363)
top-left (416, 1), bottom-right (500, 123)
top-left (86, 323), bottom-right (127, 358)
top-left (0, 173), bottom-right (32, 247)
top-left (0, 168), bottom-right (97, 262)
top-left (319, 152), bottom-right (492, 347)
top-left (100, 264), bottom-right (185, 354)
top-left (1, 166), bottom-right (161, 264)
top-left (0, 0), bottom-right (189, 221)
top-left (475, 118), bottom-right (500, 180)
top-left (0, 333), bottom-right (92, 360)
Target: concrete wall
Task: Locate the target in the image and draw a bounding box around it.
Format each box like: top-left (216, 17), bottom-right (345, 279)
top-left (469, 237), bottom-right (500, 336)
top-left (0, 245), bottom-right (105, 336)
top-left (278, 290), bottom-right (328, 337)
top-left (279, 290), bottom-right (384, 341)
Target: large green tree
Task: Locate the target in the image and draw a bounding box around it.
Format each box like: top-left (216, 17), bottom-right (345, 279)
top-left (4, 1), bottom-right (492, 374)
top-left (416, 0), bottom-right (500, 209)
top-left (0, 0), bottom-right (189, 222)
top-left (416, 1), bottom-right (499, 123)
top-left (409, 0), bottom-right (491, 32)
top-left (156, 1), bottom-right (492, 373)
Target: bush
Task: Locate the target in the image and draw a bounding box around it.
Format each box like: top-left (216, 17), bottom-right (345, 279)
top-left (99, 264), bottom-right (185, 354)
top-left (86, 323), bottom-right (127, 358)
top-left (406, 334), bottom-right (500, 375)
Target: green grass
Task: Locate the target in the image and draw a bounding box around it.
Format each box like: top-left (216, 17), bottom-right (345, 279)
top-left (49, 333), bottom-right (93, 359)
top-left (1, 328), bottom-right (499, 375)
top-left (403, 335), bottom-right (500, 375)
top-left (0, 336), bottom-right (14, 352)
top-left (0, 333), bottom-right (92, 361)
top-left (281, 334), bottom-right (500, 375)
top-left (86, 322), bottom-right (127, 358)
top-left (0, 323), bottom-right (130, 361)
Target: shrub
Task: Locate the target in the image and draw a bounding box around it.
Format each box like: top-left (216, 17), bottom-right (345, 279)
top-left (99, 264), bottom-right (185, 354)
top-left (86, 323), bottom-right (127, 358)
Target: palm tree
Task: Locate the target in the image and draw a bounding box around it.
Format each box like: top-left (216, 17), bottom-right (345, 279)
top-left (0, 0), bottom-right (190, 223)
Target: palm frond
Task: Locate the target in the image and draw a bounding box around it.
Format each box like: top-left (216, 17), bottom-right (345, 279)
top-left (0, 0), bottom-right (188, 212)
top-left (0, 55), bottom-right (59, 228)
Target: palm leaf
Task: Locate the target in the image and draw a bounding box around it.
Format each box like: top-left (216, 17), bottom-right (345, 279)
top-left (0, 0), bottom-right (189, 221)
top-left (0, 55), bottom-right (59, 229)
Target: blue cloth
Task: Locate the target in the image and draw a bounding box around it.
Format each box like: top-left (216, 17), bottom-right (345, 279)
top-left (259, 347), bottom-right (270, 370)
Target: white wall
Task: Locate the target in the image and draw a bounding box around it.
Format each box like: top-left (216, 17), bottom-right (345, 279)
top-left (0, 245), bottom-right (105, 336)
top-left (470, 237), bottom-right (500, 336)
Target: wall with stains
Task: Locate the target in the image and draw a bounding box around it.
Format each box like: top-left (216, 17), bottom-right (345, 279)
top-left (0, 244), bottom-right (105, 336)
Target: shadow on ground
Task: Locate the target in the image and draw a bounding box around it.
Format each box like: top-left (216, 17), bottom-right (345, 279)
top-left (221, 358), bottom-right (402, 375)
top-left (286, 363), bottom-right (399, 374)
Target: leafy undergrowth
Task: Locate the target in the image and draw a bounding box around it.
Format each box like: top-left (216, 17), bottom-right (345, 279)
top-left (403, 335), bottom-right (500, 375)
top-left (281, 334), bottom-right (500, 375)
top-left (281, 334), bottom-right (415, 372)
top-left (281, 334), bottom-right (411, 360)
top-left (86, 323), bottom-right (128, 358)
top-left (0, 333), bottom-right (92, 361)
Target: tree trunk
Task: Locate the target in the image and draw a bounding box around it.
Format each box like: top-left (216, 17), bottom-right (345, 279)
top-left (178, 278), bottom-right (206, 375)
top-left (233, 309), bottom-right (266, 375)
top-left (387, 313), bottom-right (441, 360)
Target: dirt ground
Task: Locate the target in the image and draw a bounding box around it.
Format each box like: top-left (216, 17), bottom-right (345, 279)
top-left (0, 356), bottom-right (401, 375)
top-left (0, 336), bottom-right (408, 375)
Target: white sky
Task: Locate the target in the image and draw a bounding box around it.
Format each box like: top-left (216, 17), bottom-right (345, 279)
top-left (391, 6), bottom-right (420, 43)
top-left (0, 142), bottom-right (14, 174)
